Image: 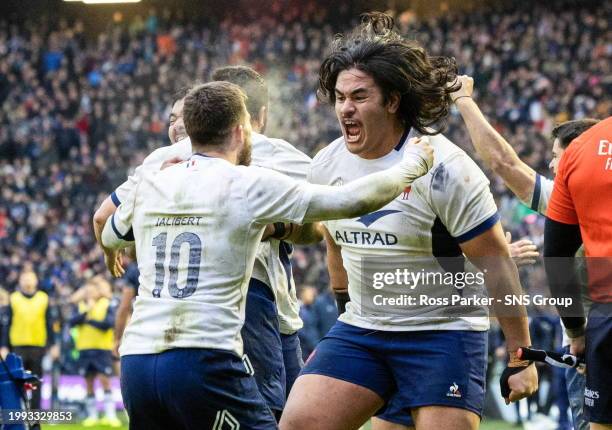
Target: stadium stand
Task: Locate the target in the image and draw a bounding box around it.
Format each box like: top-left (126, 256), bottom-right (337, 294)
top-left (0, 0), bottom-right (609, 422)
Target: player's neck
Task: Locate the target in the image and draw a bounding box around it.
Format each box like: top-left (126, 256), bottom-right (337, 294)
top-left (191, 145), bottom-right (234, 165)
top-left (360, 121), bottom-right (406, 160)
top-left (193, 149), bottom-right (237, 164)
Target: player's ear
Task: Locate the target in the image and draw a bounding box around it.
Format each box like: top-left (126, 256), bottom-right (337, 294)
top-left (236, 124), bottom-right (244, 146)
top-left (386, 91), bottom-right (401, 114)
top-left (258, 105), bottom-right (267, 132)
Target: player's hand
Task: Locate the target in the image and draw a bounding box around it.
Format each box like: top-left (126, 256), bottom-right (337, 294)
top-left (569, 335), bottom-right (586, 374)
top-left (104, 248), bottom-right (125, 278)
top-left (503, 361), bottom-right (538, 404)
top-left (449, 75), bottom-right (474, 103)
top-left (112, 340), bottom-right (121, 359)
top-left (401, 136), bottom-right (434, 179)
top-left (506, 232), bottom-right (539, 267)
top-left (0, 347), bottom-right (9, 359)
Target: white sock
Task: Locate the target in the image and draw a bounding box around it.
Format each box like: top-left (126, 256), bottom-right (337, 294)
top-left (86, 395), bottom-right (97, 420)
top-left (104, 391), bottom-right (116, 419)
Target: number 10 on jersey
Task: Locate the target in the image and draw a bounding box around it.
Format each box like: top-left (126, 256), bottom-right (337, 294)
top-left (151, 232), bottom-right (202, 299)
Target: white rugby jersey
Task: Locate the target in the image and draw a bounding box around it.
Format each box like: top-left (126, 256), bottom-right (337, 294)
top-left (250, 136), bottom-right (312, 334)
top-left (309, 131), bottom-right (498, 332)
top-left (107, 155), bottom-right (312, 356)
top-left (521, 174), bottom-right (554, 215)
top-left (111, 133), bottom-right (310, 334)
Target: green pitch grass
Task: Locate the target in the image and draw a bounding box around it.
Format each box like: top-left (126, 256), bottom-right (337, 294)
top-left (50, 417), bottom-right (520, 430)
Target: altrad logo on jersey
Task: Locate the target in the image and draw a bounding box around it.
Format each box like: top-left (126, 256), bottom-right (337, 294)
top-left (334, 210), bottom-right (400, 245)
top-left (356, 210), bottom-right (401, 227)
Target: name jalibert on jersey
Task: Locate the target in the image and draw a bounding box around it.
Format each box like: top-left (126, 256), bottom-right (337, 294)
top-left (155, 216), bottom-right (203, 227)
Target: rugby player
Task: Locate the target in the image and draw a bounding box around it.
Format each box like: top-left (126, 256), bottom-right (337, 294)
top-left (211, 66), bottom-right (318, 411)
top-left (93, 66), bottom-right (320, 416)
top-left (93, 87), bottom-right (190, 278)
top-left (100, 81), bottom-right (433, 429)
top-left (93, 87), bottom-right (190, 358)
top-left (545, 116), bottom-right (612, 430)
top-left (280, 13), bottom-right (537, 430)
top-left (450, 74), bottom-right (599, 430)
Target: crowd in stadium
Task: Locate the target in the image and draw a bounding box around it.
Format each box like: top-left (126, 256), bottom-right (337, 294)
top-left (0, 0), bottom-right (609, 424)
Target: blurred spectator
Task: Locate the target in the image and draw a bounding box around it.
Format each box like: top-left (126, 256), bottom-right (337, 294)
top-left (0, 269), bottom-right (59, 410)
top-left (69, 280), bottom-right (119, 427)
top-left (297, 286), bottom-right (318, 361)
top-left (312, 286), bottom-right (337, 341)
top-left (0, 0), bottom-right (608, 296)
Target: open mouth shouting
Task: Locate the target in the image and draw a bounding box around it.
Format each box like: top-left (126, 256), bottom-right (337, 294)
top-left (343, 118), bottom-right (362, 144)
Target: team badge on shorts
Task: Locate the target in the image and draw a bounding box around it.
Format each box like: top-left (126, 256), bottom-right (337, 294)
top-left (446, 382), bottom-right (462, 398)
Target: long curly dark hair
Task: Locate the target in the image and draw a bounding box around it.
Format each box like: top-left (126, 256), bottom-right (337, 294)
top-left (318, 12), bottom-right (460, 135)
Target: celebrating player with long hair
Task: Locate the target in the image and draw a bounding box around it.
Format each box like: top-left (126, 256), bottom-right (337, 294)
top-left (281, 13), bottom-right (537, 430)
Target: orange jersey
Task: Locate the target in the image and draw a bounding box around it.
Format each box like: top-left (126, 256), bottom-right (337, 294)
top-left (547, 116), bottom-right (612, 302)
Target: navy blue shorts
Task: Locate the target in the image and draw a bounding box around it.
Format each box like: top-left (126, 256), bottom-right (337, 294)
top-left (121, 348), bottom-right (277, 430)
top-left (584, 302), bottom-right (612, 424)
top-left (242, 278), bottom-right (286, 413)
top-left (301, 321), bottom-right (487, 426)
top-left (281, 332), bottom-right (303, 397)
top-left (78, 349), bottom-right (114, 377)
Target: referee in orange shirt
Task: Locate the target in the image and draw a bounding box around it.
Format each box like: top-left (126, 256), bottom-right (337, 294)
top-left (545, 116), bottom-right (612, 430)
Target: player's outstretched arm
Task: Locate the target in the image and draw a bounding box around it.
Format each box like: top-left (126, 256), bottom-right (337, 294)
top-left (286, 222), bottom-right (325, 244)
top-left (460, 222), bottom-right (538, 404)
top-left (265, 222), bottom-right (324, 245)
top-left (451, 76), bottom-right (536, 203)
top-left (302, 137), bottom-right (433, 223)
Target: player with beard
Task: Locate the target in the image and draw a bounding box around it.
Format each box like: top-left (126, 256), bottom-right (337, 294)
top-left (110, 87), bottom-right (189, 357)
top-left (94, 66), bottom-right (321, 417)
top-left (101, 81), bottom-right (434, 429)
top-left (281, 13), bottom-right (538, 430)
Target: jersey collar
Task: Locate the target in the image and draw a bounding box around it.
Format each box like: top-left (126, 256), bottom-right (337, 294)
top-left (394, 128), bottom-right (411, 151)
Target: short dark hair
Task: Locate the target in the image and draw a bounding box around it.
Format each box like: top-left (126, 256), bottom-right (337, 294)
top-left (551, 118), bottom-right (600, 148)
top-left (183, 81), bottom-right (247, 147)
top-left (171, 85), bottom-right (193, 105)
top-left (211, 66), bottom-right (268, 120)
top-left (318, 12), bottom-right (459, 136)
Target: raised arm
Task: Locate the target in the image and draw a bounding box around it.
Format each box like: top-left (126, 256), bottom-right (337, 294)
top-left (302, 137), bottom-right (433, 223)
top-left (451, 76), bottom-right (536, 203)
top-left (263, 222), bottom-right (325, 245)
